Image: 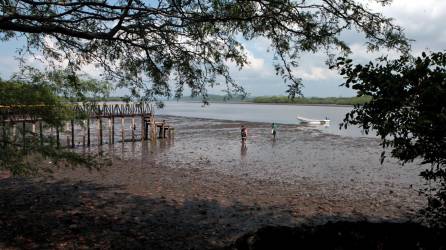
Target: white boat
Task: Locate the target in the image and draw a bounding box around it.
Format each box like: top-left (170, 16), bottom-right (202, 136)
top-left (297, 115), bottom-right (330, 125)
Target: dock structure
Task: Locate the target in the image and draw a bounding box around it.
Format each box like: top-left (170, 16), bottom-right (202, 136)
top-left (0, 103), bottom-right (173, 148)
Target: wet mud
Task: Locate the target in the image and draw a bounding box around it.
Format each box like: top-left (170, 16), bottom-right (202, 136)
top-left (0, 115), bottom-right (427, 249)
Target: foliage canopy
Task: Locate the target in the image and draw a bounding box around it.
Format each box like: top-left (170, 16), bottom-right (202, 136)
top-left (0, 71), bottom-right (111, 175)
top-left (335, 52), bottom-right (446, 224)
top-left (1, 0), bottom-right (408, 100)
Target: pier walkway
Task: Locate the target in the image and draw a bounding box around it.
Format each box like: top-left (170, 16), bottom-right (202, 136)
top-left (0, 103), bottom-right (173, 148)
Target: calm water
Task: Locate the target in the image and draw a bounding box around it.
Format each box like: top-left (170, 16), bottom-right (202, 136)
top-left (156, 101), bottom-right (372, 138)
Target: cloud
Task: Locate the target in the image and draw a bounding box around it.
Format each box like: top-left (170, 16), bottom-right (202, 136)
top-left (244, 50), bottom-right (265, 70)
top-left (371, 0), bottom-right (446, 51)
top-left (294, 67), bottom-right (338, 81)
top-left (347, 43), bottom-right (402, 62)
top-left (227, 46), bottom-right (266, 72)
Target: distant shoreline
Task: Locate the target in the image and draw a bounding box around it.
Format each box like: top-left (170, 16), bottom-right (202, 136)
top-left (168, 100), bottom-right (355, 107)
top-left (97, 97), bottom-right (365, 107)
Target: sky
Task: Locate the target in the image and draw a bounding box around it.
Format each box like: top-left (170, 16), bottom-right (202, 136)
top-left (0, 0), bottom-right (445, 97)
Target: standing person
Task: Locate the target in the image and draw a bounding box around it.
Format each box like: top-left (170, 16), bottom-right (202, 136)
top-left (271, 122), bottom-right (277, 139)
top-left (241, 125), bottom-right (248, 144)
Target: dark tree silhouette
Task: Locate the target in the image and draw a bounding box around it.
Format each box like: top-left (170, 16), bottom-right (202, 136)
top-left (335, 52), bottom-right (446, 225)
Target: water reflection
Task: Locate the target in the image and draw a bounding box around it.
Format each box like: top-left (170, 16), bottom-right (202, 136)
top-left (131, 141), bottom-right (136, 155)
top-left (241, 143), bottom-right (247, 158)
top-left (98, 145), bottom-right (104, 157)
top-left (108, 143), bottom-right (115, 159)
top-left (141, 140), bottom-right (149, 161)
top-left (272, 137), bottom-right (276, 147)
top-left (120, 142), bottom-right (125, 159)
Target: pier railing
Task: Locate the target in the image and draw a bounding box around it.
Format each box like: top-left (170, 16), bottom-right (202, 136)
top-left (0, 102), bottom-right (154, 121)
top-left (0, 102), bottom-right (170, 148)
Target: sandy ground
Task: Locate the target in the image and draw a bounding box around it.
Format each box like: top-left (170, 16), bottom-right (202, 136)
top-left (0, 116), bottom-right (427, 249)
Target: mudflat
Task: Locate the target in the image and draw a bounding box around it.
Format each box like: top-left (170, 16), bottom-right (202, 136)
top-left (0, 116), bottom-right (426, 249)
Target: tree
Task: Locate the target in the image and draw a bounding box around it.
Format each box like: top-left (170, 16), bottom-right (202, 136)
top-left (1, 0), bottom-right (409, 101)
top-left (0, 70), bottom-right (111, 175)
top-left (1, 0), bottom-right (409, 176)
top-left (13, 66), bottom-right (114, 102)
top-left (334, 52), bottom-right (446, 225)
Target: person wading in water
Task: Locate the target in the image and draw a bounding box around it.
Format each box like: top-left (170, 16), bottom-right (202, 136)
top-left (272, 122), bottom-right (277, 140)
top-left (241, 125), bottom-right (248, 145)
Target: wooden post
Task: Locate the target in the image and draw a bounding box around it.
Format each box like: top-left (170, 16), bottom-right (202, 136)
top-left (131, 116), bottom-right (135, 142)
top-left (49, 127), bottom-right (53, 144)
top-left (158, 120), bottom-right (165, 139)
top-left (96, 118), bottom-right (100, 145)
top-left (98, 117), bottom-right (103, 145)
top-left (2, 121), bottom-right (6, 147)
top-left (145, 122), bottom-right (149, 140)
top-left (71, 120), bottom-right (75, 148)
top-left (87, 118), bottom-right (90, 146)
top-left (22, 121), bottom-right (26, 151)
top-left (82, 120), bottom-right (86, 147)
top-left (12, 123), bottom-right (16, 142)
top-left (56, 127), bottom-right (60, 148)
top-left (82, 120), bottom-right (87, 147)
top-left (121, 117), bottom-right (125, 143)
top-left (39, 121), bottom-right (43, 145)
top-left (150, 114), bottom-right (156, 142)
top-left (108, 118), bottom-right (112, 144)
top-left (162, 123), bottom-right (166, 138)
top-left (141, 115), bottom-right (145, 141)
top-left (111, 116), bottom-right (115, 144)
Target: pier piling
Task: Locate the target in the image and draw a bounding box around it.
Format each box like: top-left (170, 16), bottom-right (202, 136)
top-left (113, 117), bottom-right (116, 144)
top-left (12, 124), bottom-right (16, 142)
top-left (98, 117), bottom-right (103, 145)
top-left (39, 121), bottom-right (43, 145)
top-left (141, 114), bottom-right (145, 141)
top-left (56, 126), bottom-right (60, 148)
top-left (87, 119), bottom-right (90, 146)
top-left (71, 120), bottom-right (75, 148)
top-left (131, 116), bottom-right (135, 142)
top-left (0, 103), bottom-right (174, 148)
top-left (121, 117), bottom-right (125, 143)
top-left (108, 118), bottom-right (112, 144)
top-left (22, 121), bottom-right (26, 151)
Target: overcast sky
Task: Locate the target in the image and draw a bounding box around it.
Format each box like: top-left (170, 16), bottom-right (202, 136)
top-left (0, 0), bottom-right (445, 97)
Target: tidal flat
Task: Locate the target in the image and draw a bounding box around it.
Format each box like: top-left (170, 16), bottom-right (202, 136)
top-left (0, 115), bottom-right (426, 249)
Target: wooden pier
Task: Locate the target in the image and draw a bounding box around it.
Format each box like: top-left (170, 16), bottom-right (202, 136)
top-left (0, 103), bottom-right (174, 148)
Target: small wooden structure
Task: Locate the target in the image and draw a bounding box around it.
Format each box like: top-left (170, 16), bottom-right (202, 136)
top-left (154, 120), bottom-right (175, 139)
top-left (0, 103), bottom-right (174, 149)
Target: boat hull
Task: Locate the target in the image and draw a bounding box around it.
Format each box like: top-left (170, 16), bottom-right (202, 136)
top-left (297, 116), bottom-right (330, 125)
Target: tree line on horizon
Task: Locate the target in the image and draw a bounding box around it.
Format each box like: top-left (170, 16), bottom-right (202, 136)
top-left (252, 95), bottom-right (371, 105)
top-left (174, 94), bottom-right (371, 105)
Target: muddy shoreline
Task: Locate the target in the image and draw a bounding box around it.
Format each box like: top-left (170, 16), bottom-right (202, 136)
top-left (0, 115), bottom-right (427, 249)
